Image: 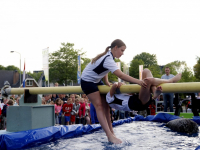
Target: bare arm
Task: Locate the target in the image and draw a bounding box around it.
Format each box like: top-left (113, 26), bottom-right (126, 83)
top-left (113, 69), bottom-right (147, 88)
top-left (103, 73), bottom-right (112, 86)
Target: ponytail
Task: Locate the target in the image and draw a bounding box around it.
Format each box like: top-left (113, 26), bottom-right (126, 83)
top-left (91, 39), bottom-right (126, 64)
top-left (91, 46), bottom-right (110, 64)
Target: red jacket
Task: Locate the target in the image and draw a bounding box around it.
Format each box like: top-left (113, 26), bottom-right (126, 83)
top-left (62, 103), bottom-right (73, 116)
top-left (79, 102), bottom-right (86, 117)
top-left (149, 104), bottom-right (156, 115)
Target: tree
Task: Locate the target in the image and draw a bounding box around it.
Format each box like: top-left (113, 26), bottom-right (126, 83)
top-left (129, 59), bottom-right (144, 79)
top-left (133, 52), bottom-right (157, 68)
top-left (49, 42), bottom-right (85, 85)
top-left (108, 59), bottom-right (123, 83)
top-left (81, 58), bottom-right (91, 72)
top-left (5, 65), bottom-right (21, 72)
top-left (27, 71), bottom-right (43, 82)
top-left (180, 67), bottom-right (196, 82)
top-left (0, 65), bottom-right (5, 70)
top-left (194, 57), bottom-right (200, 81)
top-left (162, 61), bottom-right (186, 75)
top-left (148, 65), bottom-right (162, 78)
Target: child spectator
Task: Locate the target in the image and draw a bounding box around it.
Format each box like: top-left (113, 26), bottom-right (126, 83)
top-left (51, 94), bottom-right (58, 102)
top-left (149, 100), bottom-right (156, 115)
top-left (70, 94), bottom-right (76, 103)
top-left (55, 98), bottom-right (62, 125)
top-left (85, 101), bottom-right (90, 125)
top-left (62, 98), bottom-right (73, 125)
top-left (50, 101), bottom-right (54, 105)
top-left (42, 97), bottom-right (46, 105)
top-left (78, 98), bottom-right (86, 124)
top-left (2, 100), bottom-right (14, 117)
top-left (71, 98), bottom-right (80, 125)
top-left (2, 100), bottom-right (14, 129)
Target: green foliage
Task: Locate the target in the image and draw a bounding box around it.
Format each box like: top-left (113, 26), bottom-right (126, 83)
top-left (107, 59), bottom-right (123, 83)
top-left (180, 67), bottom-right (196, 82)
top-left (0, 65), bottom-right (5, 70)
top-left (108, 72), bottom-right (118, 83)
top-left (161, 61), bottom-right (186, 75)
top-left (5, 65), bottom-right (21, 72)
top-left (81, 58), bottom-right (91, 72)
top-left (129, 59), bottom-right (144, 79)
top-left (148, 65), bottom-right (162, 78)
top-left (133, 52), bottom-right (157, 68)
top-left (27, 71), bottom-right (43, 82)
top-left (161, 60), bottom-right (197, 82)
top-left (194, 57), bottom-right (200, 81)
top-left (49, 42), bottom-right (85, 85)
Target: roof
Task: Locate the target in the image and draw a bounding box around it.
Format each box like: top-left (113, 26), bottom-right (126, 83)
top-left (0, 70), bottom-right (33, 88)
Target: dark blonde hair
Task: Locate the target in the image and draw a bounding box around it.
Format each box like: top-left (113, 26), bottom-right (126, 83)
top-left (91, 39), bottom-right (126, 64)
top-left (7, 100), bottom-right (14, 105)
top-left (75, 98), bottom-right (80, 103)
top-left (55, 98), bottom-right (62, 106)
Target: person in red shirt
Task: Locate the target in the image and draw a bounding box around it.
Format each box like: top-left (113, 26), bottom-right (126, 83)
top-left (62, 98), bottom-right (73, 125)
top-left (78, 98), bottom-right (86, 124)
top-left (149, 100), bottom-right (156, 115)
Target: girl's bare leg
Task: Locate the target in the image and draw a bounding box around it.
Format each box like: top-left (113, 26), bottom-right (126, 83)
top-left (109, 83), bottom-right (118, 97)
top-left (144, 72), bottom-right (182, 86)
top-left (139, 77), bottom-right (152, 105)
top-left (142, 69), bottom-right (157, 94)
top-left (101, 94), bottom-right (115, 136)
top-left (141, 69), bottom-right (182, 101)
top-left (85, 116), bottom-right (90, 125)
top-left (87, 91), bottom-right (122, 144)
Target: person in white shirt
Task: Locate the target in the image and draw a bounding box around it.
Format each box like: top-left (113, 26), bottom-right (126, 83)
top-left (0, 98), bottom-right (8, 110)
top-left (106, 69), bottom-right (181, 113)
top-left (81, 39), bottom-right (181, 144)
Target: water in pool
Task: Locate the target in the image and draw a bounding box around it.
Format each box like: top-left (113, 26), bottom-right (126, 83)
top-left (26, 122), bottom-right (200, 150)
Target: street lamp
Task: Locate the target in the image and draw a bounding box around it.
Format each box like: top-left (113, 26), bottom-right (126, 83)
top-left (10, 51), bottom-right (21, 87)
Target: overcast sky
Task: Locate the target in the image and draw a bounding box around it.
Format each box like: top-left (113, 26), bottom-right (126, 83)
top-left (0, 0), bottom-right (200, 73)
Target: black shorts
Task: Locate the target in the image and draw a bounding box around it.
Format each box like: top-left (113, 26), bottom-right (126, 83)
top-left (128, 94), bottom-right (152, 111)
top-left (81, 79), bottom-right (104, 95)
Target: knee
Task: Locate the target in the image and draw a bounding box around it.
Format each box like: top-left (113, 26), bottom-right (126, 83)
top-left (94, 103), bottom-right (103, 111)
top-left (142, 68), bottom-right (150, 75)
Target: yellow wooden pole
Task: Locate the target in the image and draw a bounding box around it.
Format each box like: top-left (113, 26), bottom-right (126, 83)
top-left (6, 82), bottom-right (200, 95)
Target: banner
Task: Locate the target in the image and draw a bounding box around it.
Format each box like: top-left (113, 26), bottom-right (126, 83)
top-left (77, 55), bottom-right (81, 84)
top-left (116, 62), bottom-right (121, 82)
top-left (139, 65), bottom-right (143, 80)
top-left (42, 47), bottom-right (49, 86)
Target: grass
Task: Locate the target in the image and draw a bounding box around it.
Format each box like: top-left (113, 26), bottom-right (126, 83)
top-left (156, 112), bottom-right (195, 119)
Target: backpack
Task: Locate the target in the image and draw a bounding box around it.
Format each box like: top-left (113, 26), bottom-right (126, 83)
top-left (2, 104), bottom-right (8, 117)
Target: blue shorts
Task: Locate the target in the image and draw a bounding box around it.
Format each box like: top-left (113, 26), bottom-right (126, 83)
top-left (81, 79), bottom-right (104, 95)
top-left (65, 116), bottom-right (71, 122)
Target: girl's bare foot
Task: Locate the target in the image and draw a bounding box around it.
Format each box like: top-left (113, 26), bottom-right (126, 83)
top-left (152, 86), bottom-right (162, 99)
top-left (108, 135), bottom-right (122, 144)
top-left (170, 73), bottom-right (182, 83)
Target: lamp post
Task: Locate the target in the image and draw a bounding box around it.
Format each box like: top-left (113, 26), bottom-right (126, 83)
top-left (10, 51), bottom-right (21, 87)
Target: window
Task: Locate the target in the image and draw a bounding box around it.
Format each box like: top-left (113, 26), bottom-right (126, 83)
top-left (27, 80), bottom-right (33, 86)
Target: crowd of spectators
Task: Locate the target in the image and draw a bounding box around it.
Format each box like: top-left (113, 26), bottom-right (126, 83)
top-left (3, 82), bottom-right (195, 130)
top-left (0, 92), bottom-right (158, 130)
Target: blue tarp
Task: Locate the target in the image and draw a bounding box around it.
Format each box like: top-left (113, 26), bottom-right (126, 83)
top-left (0, 113), bottom-right (200, 150)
